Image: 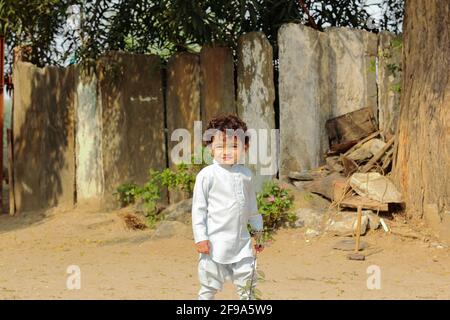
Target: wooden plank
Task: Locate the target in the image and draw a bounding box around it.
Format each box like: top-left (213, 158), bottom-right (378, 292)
top-left (339, 195), bottom-right (388, 211)
top-left (329, 139), bottom-right (358, 154)
top-left (326, 107), bottom-right (377, 148)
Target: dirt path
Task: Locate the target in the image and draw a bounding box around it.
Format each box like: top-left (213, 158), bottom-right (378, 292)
top-left (0, 208), bottom-right (449, 300)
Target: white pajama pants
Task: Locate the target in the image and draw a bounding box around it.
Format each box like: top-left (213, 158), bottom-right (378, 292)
top-left (197, 254), bottom-right (257, 300)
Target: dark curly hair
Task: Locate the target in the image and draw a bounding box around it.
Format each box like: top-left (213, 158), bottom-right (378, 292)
top-left (204, 113), bottom-right (250, 146)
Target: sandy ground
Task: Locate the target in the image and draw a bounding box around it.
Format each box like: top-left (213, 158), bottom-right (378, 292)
top-left (0, 207), bottom-right (449, 300)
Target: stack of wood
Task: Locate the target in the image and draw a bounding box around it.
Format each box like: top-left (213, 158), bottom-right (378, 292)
top-left (289, 107), bottom-right (403, 213)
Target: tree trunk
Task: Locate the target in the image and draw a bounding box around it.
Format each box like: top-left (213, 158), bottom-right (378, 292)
top-left (393, 0), bottom-right (450, 242)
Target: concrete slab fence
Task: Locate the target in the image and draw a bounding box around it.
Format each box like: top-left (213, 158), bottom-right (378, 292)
top-left (10, 25), bottom-right (401, 213)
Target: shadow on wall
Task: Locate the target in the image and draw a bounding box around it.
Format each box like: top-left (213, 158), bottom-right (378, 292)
top-left (97, 52), bottom-right (166, 207)
top-left (12, 62), bottom-right (75, 216)
top-left (10, 51), bottom-right (169, 220)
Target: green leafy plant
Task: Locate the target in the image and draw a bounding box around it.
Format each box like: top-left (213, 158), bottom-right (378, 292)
top-left (113, 182), bottom-right (139, 207)
top-left (238, 268), bottom-right (265, 300)
top-left (159, 163), bottom-right (197, 196)
top-left (159, 150), bottom-right (210, 196)
top-left (138, 169), bottom-right (163, 220)
top-left (256, 181), bottom-right (296, 242)
top-left (114, 170), bottom-right (162, 228)
top-left (114, 153), bottom-right (208, 227)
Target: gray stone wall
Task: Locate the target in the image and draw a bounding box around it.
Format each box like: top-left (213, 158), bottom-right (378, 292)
top-left (75, 66), bottom-right (104, 207)
top-left (278, 24), bottom-right (400, 175)
top-left (278, 24), bottom-right (331, 176)
top-left (237, 32), bottom-right (277, 192)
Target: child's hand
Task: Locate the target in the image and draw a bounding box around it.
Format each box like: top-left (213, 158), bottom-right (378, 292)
top-left (253, 231), bottom-right (264, 253)
top-left (195, 240), bottom-right (210, 254)
top-left (254, 244), bottom-right (264, 253)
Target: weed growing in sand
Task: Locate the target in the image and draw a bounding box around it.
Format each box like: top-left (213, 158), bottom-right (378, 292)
top-left (114, 152), bottom-right (207, 227)
top-left (113, 182), bottom-right (140, 207)
top-left (256, 181), bottom-right (296, 242)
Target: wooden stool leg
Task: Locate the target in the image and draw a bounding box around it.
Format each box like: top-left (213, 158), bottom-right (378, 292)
top-left (355, 205), bottom-right (362, 252)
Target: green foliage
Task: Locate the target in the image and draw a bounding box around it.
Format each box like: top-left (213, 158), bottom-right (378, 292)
top-left (237, 263), bottom-right (265, 300)
top-left (390, 82), bottom-right (401, 93)
top-left (138, 169), bottom-right (164, 215)
top-left (1, 0), bottom-right (71, 71)
top-left (391, 37), bottom-right (403, 49)
top-left (256, 181), bottom-right (296, 242)
top-left (159, 163), bottom-right (197, 196)
top-left (114, 171), bottom-right (162, 227)
top-left (113, 182), bottom-right (139, 207)
top-left (378, 0), bottom-right (404, 35)
top-left (114, 155), bottom-right (207, 228)
top-left (386, 62), bottom-right (401, 76)
top-left (2, 0), bottom-right (405, 70)
top-left (236, 261), bottom-right (265, 300)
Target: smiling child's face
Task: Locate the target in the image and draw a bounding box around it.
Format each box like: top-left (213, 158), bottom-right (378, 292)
top-left (210, 131), bottom-right (248, 165)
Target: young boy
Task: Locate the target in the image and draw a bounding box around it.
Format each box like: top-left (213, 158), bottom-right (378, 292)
top-left (192, 114), bottom-right (264, 300)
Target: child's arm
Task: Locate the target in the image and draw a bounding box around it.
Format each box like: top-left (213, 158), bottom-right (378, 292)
top-left (249, 207), bottom-right (264, 253)
top-left (192, 172), bottom-right (210, 253)
top-left (247, 176), bottom-right (263, 232)
top-left (247, 178), bottom-right (264, 252)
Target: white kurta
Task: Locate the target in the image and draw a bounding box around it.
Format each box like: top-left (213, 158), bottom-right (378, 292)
top-left (192, 159), bottom-right (264, 264)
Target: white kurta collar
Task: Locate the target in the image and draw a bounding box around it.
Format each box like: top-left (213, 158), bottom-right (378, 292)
top-left (212, 158), bottom-right (239, 169)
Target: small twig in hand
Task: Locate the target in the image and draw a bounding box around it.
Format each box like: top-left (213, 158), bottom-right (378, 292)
top-left (247, 251), bottom-right (258, 300)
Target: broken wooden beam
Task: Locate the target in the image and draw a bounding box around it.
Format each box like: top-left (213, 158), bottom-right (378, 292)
top-left (360, 136), bottom-right (395, 173)
top-left (343, 130), bottom-right (381, 157)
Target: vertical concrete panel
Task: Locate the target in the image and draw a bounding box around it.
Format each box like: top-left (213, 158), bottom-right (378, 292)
top-left (326, 27), bottom-right (378, 118)
top-left (98, 52), bottom-right (166, 208)
top-left (166, 52), bottom-right (201, 203)
top-left (200, 46), bottom-right (236, 126)
top-left (278, 24), bottom-right (331, 176)
top-left (166, 52), bottom-right (201, 164)
top-left (12, 62), bottom-right (45, 212)
top-left (43, 65), bottom-right (76, 209)
top-left (236, 32), bottom-right (276, 192)
top-left (12, 62), bottom-right (75, 212)
top-left (378, 32), bottom-right (402, 137)
top-left (75, 67), bottom-right (104, 206)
